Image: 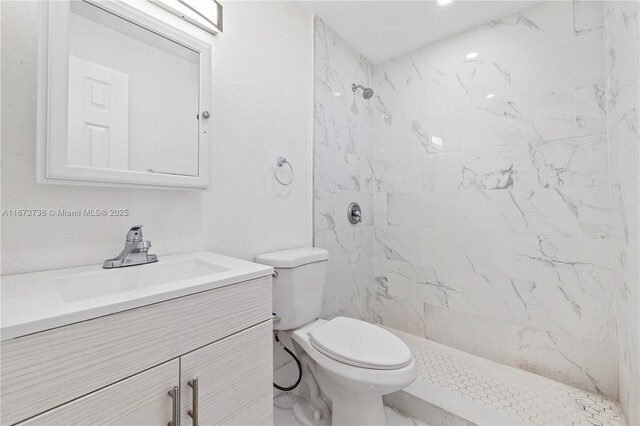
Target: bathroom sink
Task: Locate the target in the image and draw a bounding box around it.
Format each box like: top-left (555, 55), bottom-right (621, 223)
top-left (54, 258), bottom-right (230, 302)
top-left (1, 252), bottom-right (273, 341)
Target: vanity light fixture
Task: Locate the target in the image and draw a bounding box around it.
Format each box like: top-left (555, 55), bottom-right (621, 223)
top-left (150, 0), bottom-right (223, 35)
top-left (437, 0), bottom-right (453, 5)
top-left (466, 52), bottom-right (478, 59)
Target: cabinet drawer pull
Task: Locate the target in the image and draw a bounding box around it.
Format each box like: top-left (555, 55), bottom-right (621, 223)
top-left (168, 386), bottom-right (180, 426)
top-left (188, 378), bottom-right (199, 426)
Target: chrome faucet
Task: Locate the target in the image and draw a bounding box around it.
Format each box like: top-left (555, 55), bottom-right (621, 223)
top-left (103, 225), bottom-right (158, 268)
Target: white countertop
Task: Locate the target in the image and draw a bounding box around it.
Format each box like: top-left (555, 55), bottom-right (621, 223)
top-left (1, 252), bottom-right (273, 341)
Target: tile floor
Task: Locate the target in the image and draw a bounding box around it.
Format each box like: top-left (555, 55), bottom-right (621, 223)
top-left (272, 327), bottom-right (627, 426)
top-left (273, 393), bottom-right (428, 426)
top-left (389, 328), bottom-right (627, 426)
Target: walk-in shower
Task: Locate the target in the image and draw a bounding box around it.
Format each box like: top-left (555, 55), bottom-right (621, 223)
top-left (312, 2), bottom-right (640, 424)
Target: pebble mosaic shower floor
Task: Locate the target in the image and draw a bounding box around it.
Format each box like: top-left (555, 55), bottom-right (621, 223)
top-left (389, 328), bottom-right (627, 426)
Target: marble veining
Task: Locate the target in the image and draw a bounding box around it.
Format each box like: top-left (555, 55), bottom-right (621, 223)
top-left (371, 0), bottom-right (624, 403)
top-left (313, 17), bottom-right (376, 321)
top-left (313, 1), bottom-right (638, 423)
top-left (605, 2), bottom-right (640, 424)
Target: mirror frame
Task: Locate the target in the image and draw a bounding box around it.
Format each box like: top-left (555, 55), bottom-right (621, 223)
top-left (37, 0), bottom-right (212, 190)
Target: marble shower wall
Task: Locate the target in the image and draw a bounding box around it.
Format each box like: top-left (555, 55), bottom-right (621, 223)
top-left (313, 18), bottom-right (376, 321)
top-left (606, 2), bottom-right (640, 424)
top-left (372, 1), bottom-right (620, 399)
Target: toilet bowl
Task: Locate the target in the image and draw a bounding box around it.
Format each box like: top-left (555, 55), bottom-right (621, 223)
top-left (286, 318), bottom-right (418, 425)
top-left (255, 247), bottom-right (417, 425)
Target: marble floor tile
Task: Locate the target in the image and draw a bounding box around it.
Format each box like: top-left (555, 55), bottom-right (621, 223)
top-left (273, 396), bottom-right (428, 426)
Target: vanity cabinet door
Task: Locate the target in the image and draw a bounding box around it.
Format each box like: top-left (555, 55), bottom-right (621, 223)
top-left (20, 359), bottom-right (179, 426)
top-left (180, 320), bottom-right (273, 426)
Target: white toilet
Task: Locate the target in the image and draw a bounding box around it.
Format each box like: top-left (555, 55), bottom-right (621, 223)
top-left (255, 247), bottom-right (417, 426)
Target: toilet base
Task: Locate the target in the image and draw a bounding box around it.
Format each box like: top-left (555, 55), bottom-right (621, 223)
top-left (291, 393), bottom-right (385, 426)
top-left (286, 320), bottom-right (417, 426)
top-left (292, 396), bottom-right (332, 426)
top-left (322, 389), bottom-right (386, 425)
top-left (316, 368), bottom-right (387, 426)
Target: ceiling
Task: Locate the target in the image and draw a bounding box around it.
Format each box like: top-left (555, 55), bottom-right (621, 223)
top-left (297, 1), bottom-right (538, 64)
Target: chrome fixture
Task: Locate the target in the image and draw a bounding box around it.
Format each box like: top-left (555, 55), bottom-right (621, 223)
top-left (151, 0), bottom-right (223, 35)
top-left (103, 225), bottom-right (158, 268)
top-left (168, 386), bottom-right (180, 426)
top-left (352, 83), bottom-right (374, 99)
top-left (188, 378), bottom-right (199, 425)
top-left (348, 202), bottom-right (362, 224)
top-left (272, 312), bottom-right (282, 327)
top-left (273, 155), bottom-right (294, 186)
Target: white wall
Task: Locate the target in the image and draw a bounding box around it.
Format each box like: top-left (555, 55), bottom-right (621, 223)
top-left (606, 2), bottom-right (640, 424)
top-left (1, 0), bottom-right (314, 275)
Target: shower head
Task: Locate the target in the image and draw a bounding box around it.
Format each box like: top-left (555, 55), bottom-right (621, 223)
top-left (352, 83), bottom-right (374, 99)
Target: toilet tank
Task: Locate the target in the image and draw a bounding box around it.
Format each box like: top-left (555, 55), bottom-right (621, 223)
top-left (255, 247), bottom-right (328, 330)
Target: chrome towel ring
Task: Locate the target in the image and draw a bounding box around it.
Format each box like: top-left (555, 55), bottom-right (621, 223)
top-left (273, 156), bottom-right (294, 186)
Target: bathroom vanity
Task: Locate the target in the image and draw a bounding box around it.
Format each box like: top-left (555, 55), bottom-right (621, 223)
top-left (0, 252), bottom-right (274, 425)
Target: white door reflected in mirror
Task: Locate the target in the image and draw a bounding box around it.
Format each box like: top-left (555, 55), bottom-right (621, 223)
top-left (68, 56), bottom-right (130, 170)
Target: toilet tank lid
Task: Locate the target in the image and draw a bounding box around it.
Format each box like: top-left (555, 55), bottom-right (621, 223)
top-left (255, 247), bottom-right (329, 268)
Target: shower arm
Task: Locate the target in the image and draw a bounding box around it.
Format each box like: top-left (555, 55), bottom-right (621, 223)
top-left (351, 83), bottom-right (374, 99)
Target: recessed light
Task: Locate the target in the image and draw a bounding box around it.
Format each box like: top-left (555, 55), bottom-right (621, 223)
top-left (438, 0), bottom-right (453, 5)
top-left (333, 92), bottom-right (341, 97)
top-left (430, 136), bottom-right (444, 150)
top-left (486, 93), bottom-right (495, 98)
top-left (466, 52), bottom-right (478, 59)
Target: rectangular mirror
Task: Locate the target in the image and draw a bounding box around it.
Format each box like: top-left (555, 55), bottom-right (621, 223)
top-left (68, 1), bottom-right (200, 176)
top-left (38, 0), bottom-right (212, 189)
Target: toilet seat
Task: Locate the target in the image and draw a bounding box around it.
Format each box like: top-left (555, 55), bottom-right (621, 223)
top-left (289, 318), bottom-right (418, 406)
top-left (309, 317), bottom-right (412, 370)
